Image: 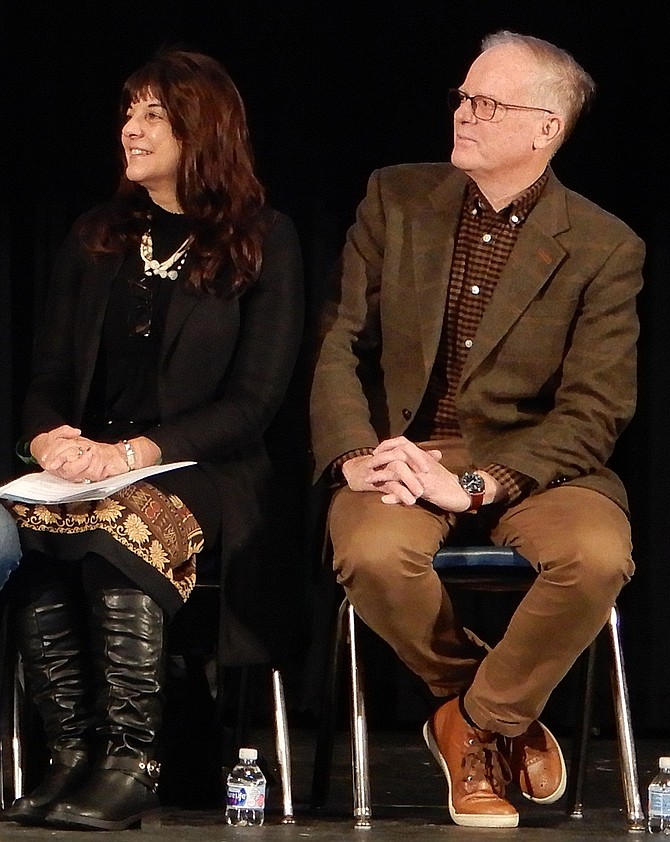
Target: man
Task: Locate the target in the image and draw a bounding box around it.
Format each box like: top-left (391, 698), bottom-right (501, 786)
top-left (310, 31), bottom-right (645, 828)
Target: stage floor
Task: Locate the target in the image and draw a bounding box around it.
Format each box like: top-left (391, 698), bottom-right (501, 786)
top-left (1, 726), bottom-right (665, 841)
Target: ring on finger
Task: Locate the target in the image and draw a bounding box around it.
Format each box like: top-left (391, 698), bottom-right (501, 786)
top-left (77, 446), bottom-right (84, 457)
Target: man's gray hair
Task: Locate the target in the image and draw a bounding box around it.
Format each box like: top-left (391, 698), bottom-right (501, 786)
top-left (481, 30), bottom-right (596, 140)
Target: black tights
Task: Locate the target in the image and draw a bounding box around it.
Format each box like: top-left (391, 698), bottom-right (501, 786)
top-left (8, 551), bottom-right (140, 608)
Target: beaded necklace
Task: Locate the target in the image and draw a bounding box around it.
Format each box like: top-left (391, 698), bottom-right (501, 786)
top-left (139, 230), bottom-right (193, 280)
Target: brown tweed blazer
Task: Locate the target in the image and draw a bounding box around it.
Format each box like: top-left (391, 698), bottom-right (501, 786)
top-left (310, 163), bottom-right (645, 513)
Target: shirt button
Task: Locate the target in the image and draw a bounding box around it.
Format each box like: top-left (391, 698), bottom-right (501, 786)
top-left (402, 408), bottom-right (412, 420)
top-left (482, 233), bottom-right (492, 243)
top-left (471, 285), bottom-right (480, 295)
top-left (510, 214), bottom-right (520, 224)
top-left (464, 339), bottom-right (473, 349)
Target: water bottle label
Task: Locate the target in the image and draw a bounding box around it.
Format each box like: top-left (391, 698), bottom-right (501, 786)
top-left (650, 789), bottom-right (670, 810)
top-left (227, 783), bottom-right (266, 810)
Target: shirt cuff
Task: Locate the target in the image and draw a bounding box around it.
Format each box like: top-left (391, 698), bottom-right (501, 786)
top-left (330, 448), bottom-right (376, 484)
top-left (16, 438), bottom-right (39, 466)
top-left (483, 463), bottom-right (536, 505)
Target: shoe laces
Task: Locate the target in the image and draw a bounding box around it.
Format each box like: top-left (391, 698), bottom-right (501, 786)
top-left (463, 732), bottom-right (512, 795)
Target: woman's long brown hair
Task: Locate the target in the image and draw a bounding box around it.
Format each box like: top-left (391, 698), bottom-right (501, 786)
top-left (80, 48), bottom-right (266, 297)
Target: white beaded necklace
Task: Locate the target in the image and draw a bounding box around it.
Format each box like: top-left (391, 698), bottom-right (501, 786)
top-left (139, 230), bottom-right (193, 280)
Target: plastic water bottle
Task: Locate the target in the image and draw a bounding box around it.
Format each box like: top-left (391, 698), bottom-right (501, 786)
top-left (225, 747), bottom-right (267, 826)
top-left (648, 756), bottom-right (670, 834)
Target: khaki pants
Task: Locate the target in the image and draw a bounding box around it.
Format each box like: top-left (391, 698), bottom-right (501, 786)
top-left (328, 442), bottom-right (633, 737)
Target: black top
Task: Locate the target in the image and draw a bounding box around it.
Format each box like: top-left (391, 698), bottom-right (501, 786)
top-left (83, 203), bottom-right (192, 440)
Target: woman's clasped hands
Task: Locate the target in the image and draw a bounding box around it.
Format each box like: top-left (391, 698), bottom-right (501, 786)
top-left (29, 425), bottom-right (129, 483)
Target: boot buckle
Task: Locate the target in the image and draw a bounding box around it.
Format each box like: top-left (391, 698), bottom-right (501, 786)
top-left (139, 759), bottom-right (161, 779)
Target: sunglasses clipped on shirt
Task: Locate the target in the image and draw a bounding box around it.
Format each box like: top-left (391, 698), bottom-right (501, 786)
top-left (128, 274), bottom-right (155, 338)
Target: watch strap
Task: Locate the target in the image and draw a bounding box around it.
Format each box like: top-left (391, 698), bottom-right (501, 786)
top-left (465, 489), bottom-right (485, 513)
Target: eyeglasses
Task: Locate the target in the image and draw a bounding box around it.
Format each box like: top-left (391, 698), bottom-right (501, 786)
top-left (447, 88), bottom-right (554, 122)
top-left (128, 275), bottom-right (155, 338)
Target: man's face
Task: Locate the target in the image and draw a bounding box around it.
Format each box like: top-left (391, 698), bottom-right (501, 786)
top-left (451, 44), bottom-right (552, 184)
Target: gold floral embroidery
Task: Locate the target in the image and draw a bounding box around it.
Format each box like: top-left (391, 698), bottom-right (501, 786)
top-left (34, 505), bottom-right (60, 525)
top-left (125, 514), bottom-right (152, 545)
top-left (148, 540), bottom-right (170, 569)
top-left (96, 499), bottom-right (124, 523)
top-left (69, 505), bottom-right (91, 524)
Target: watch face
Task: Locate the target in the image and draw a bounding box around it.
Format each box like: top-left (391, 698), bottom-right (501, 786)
top-left (460, 471), bottom-right (485, 494)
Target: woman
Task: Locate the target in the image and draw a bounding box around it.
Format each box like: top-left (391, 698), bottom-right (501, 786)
top-left (1, 48), bottom-right (303, 830)
top-left (0, 504), bottom-right (20, 588)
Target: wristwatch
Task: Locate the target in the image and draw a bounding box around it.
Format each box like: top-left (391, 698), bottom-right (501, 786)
top-left (459, 471), bottom-right (486, 513)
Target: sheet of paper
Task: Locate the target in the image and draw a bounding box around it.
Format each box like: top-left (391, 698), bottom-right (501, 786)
top-left (0, 461), bottom-right (197, 504)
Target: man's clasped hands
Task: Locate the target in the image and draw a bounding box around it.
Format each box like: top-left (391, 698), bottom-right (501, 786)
top-left (341, 436), bottom-right (499, 512)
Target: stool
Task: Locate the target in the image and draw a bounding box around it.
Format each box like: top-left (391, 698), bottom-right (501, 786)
top-left (310, 545), bottom-right (645, 830)
top-left (169, 579), bottom-right (295, 824)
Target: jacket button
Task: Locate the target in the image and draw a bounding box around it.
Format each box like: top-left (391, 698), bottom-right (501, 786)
top-left (402, 408), bottom-right (412, 420)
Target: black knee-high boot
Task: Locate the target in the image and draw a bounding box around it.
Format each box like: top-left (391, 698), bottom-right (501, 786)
top-left (4, 584), bottom-right (93, 825)
top-left (46, 589), bottom-right (164, 830)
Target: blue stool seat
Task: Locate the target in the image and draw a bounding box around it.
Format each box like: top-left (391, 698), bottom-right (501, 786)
top-left (433, 545), bottom-right (532, 569)
top-left (432, 546), bottom-right (534, 590)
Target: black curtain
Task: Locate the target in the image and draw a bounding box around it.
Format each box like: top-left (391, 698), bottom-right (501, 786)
top-left (6, 1), bottom-right (668, 733)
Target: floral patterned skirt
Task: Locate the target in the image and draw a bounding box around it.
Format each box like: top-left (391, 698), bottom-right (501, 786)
top-left (4, 481), bottom-right (205, 616)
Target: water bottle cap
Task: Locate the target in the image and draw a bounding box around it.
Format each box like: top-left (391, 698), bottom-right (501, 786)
top-left (239, 747), bottom-right (258, 762)
top-left (659, 756), bottom-right (670, 768)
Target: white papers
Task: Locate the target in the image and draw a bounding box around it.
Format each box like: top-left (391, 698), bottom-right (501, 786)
top-left (0, 462), bottom-right (196, 504)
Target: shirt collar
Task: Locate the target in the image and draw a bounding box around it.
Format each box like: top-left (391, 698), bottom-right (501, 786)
top-left (464, 170), bottom-right (549, 226)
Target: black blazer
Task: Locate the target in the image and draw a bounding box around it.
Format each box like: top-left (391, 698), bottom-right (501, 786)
top-left (23, 203), bottom-right (305, 662)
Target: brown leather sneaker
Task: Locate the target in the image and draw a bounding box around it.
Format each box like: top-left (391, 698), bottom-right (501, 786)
top-left (423, 698), bottom-right (518, 828)
top-left (501, 719), bottom-right (567, 804)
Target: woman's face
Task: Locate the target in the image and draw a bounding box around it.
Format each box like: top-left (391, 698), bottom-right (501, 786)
top-left (122, 90), bottom-right (182, 207)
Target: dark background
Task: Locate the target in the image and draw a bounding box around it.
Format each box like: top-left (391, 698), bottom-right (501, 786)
top-left (4, 2), bottom-right (669, 735)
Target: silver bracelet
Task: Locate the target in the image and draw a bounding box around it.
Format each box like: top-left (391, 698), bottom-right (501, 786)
top-left (122, 439), bottom-right (137, 472)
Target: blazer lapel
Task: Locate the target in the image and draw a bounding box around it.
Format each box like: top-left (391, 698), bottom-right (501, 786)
top-left (74, 253), bottom-right (124, 418)
top-left (409, 173), bottom-right (467, 377)
top-left (162, 282), bottom-right (200, 364)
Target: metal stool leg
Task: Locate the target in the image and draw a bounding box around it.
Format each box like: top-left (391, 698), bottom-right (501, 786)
top-left (607, 605), bottom-right (645, 831)
top-left (347, 602), bottom-right (371, 828)
top-left (310, 596), bottom-right (349, 811)
top-left (566, 639), bottom-right (597, 819)
top-left (271, 668), bottom-right (295, 824)
top-left (0, 637), bottom-right (24, 809)
top-left (11, 657), bottom-right (25, 803)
